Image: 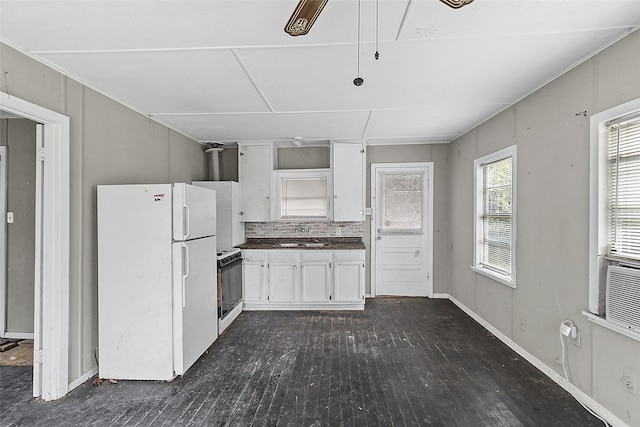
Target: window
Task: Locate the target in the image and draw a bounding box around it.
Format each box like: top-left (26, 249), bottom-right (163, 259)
top-left (472, 146), bottom-right (517, 287)
top-left (607, 115), bottom-right (640, 260)
top-left (274, 169), bottom-right (332, 219)
top-left (379, 172), bottom-right (424, 234)
top-left (589, 98), bottom-right (640, 317)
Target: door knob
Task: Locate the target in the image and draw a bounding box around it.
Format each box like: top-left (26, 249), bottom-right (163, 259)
top-left (376, 236), bottom-right (382, 240)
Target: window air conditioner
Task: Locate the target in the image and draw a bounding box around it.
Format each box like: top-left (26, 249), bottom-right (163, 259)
top-left (606, 265), bottom-right (640, 333)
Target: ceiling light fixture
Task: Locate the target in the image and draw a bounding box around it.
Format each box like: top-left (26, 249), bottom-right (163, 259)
top-left (285, 0), bottom-right (329, 36)
top-left (439, 0), bottom-right (474, 9)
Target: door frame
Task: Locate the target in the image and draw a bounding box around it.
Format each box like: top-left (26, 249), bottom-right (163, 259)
top-left (370, 162), bottom-right (434, 298)
top-left (0, 146), bottom-right (6, 336)
top-left (0, 92), bottom-right (70, 401)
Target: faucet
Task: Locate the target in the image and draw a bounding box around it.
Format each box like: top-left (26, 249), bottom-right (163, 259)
top-left (296, 224), bottom-right (309, 233)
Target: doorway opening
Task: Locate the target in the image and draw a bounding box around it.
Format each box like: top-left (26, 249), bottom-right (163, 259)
top-left (370, 162), bottom-right (433, 297)
top-left (0, 92), bottom-right (70, 401)
top-left (0, 119), bottom-right (37, 377)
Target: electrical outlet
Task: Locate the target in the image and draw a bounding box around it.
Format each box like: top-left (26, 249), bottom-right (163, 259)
top-left (560, 323), bottom-right (572, 336)
top-left (623, 370), bottom-right (637, 395)
top-left (335, 227), bottom-right (342, 236)
top-left (570, 330), bottom-right (581, 348)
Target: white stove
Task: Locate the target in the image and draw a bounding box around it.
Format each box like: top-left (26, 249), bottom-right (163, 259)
top-left (215, 248), bottom-right (242, 333)
top-left (217, 248), bottom-right (241, 260)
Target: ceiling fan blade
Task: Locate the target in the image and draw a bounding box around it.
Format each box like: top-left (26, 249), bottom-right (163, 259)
top-left (440, 0), bottom-right (474, 8)
top-left (284, 0), bottom-right (329, 36)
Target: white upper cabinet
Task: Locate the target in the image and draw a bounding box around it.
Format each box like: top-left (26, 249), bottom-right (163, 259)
top-left (332, 141), bottom-right (366, 221)
top-left (238, 143), bottom-right (272, 222)
top-left (238, 141), bottom-right (366, 222)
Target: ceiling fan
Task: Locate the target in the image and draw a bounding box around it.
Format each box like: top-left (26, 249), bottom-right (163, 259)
top-left (284, 0), bottom-right (475, 37)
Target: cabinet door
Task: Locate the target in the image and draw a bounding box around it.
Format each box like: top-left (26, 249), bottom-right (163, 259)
top-left (268, 253), bottom-right (298, 302)
top-left (243, 251), bottom-right (266, 304)
top-left (239, 144), bottom-right (272, 222)
top-left (332, 142), bottom-right (365, 221)
top-left (333, 252), bottom-right (365, 302)
top-left (301, 257), bottom-right (331, 303)
top-left (230, 182), bottom-right (245, 247)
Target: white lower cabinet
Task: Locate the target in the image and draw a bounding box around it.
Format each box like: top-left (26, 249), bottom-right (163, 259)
top-left (333, 251), bottom-right (365, 302)
top-left (300, 252), bottom-right (331, 303)
top-left (242, 250), bottom-right (266, 304)
top-left (267, 252), bottom-right (298, 303)
top-left (242, 249), bottom-right (364, 310)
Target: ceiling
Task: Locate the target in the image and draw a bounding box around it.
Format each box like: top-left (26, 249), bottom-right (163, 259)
top-left (1, 1), bottom-right (639, 146)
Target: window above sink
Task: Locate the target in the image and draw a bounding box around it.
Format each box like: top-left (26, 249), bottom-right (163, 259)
top-left (273, 169), bottom-right (333, 221)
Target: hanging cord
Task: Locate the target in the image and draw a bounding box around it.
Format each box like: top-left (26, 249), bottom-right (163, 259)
top-left (353, 0), bottom-right (364, 85)
top-left (559, 322), bottom-right (609, 426)
top-left (357, 0), bottom-right (361, 75)
top-left (375, 0), bottom-right (380, 60)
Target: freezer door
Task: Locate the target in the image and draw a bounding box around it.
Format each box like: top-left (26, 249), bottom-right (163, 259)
top-left (172, 236), bottom-right (218, 375)
top-left (173, 183), bottom-right (216, 241)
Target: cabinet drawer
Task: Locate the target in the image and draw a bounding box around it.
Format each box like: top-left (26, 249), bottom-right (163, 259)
top-left (242, 250), bottom-right (266, 263)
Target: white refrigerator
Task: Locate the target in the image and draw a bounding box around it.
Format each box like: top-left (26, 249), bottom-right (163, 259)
top-left (97, 183), bottom-right (217, 381)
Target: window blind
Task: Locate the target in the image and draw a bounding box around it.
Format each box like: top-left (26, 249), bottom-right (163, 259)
top-left (281, 177), bottom-right (328, 217)
top-left (481, 157), bottom-right (513, 275)
top-left (608, 116), bottom-right (640, 260)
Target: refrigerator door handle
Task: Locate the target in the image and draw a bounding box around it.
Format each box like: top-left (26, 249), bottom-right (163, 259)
top-left (181, 243), bottom-right (190, 308)
top-left (183, 204), bottom-right (191, 239)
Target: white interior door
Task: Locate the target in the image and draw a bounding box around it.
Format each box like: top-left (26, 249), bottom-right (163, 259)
top-left (33, 124), bottom-right (44, 397)
top-left (0, 146), bottom-right (6, 338)
top-left (371, 163), bottom-right (433, 297)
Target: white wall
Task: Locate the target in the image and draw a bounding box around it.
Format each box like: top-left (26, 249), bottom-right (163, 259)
top-left (448, 30), bottom-right (640, 426)
top-left (0, 42), bottom-right (208, 386)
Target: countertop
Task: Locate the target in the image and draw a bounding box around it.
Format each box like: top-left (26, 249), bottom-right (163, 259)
top-left (236, 237), bottom-right (365, 250)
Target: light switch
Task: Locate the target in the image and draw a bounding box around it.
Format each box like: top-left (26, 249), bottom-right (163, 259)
top-left (7, 212), bottom-right (13, 224)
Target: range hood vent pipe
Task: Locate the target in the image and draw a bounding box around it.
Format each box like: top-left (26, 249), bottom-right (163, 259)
top-left (205, 143), bottom-right (224, 181)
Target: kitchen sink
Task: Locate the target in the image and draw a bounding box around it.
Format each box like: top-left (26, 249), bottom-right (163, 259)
top-left (273, 241), bottom-right (331, 248)
top-left (304, 242), bottom-right (330, 247)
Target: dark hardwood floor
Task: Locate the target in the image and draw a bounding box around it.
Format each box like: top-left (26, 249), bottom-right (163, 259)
top-left (0, 298), bottom-right (603, 426)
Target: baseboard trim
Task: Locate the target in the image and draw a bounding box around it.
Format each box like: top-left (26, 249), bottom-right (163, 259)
top-left (446, 294), bottom-right (627, 427)
top-left (243, 302), bottom-right (364, 311)
top-left (431, 293), bottom-right (449, 299)
top-left (68, 366), bottom-right (99, 392)
top-left (2, 332), bottom-right (34, 340)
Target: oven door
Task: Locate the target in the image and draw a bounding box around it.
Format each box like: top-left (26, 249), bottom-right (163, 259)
top-left (219, 257), bottom-right (243, 319)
